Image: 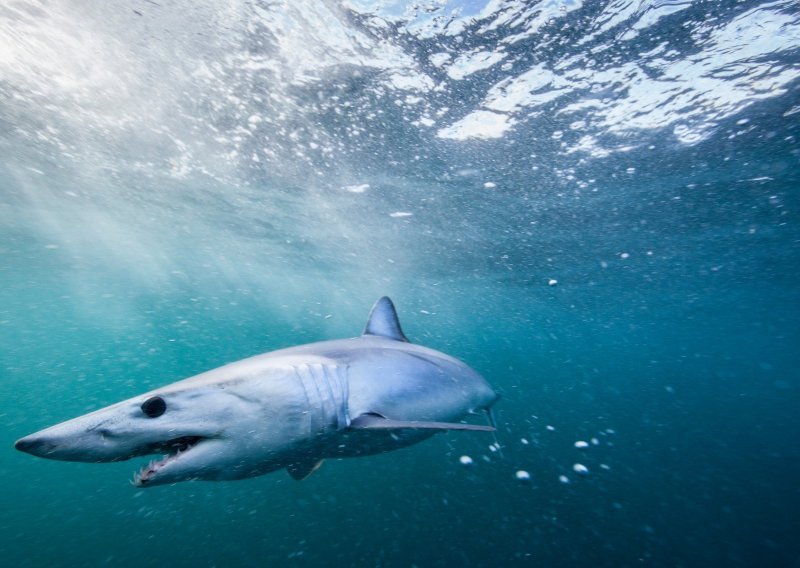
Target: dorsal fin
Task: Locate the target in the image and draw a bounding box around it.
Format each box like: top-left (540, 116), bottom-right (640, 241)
top-left (362, 297), bottom-right (409, 342)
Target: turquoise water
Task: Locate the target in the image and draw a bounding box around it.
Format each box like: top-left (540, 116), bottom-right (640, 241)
top-left (2, 0), bottom-right (799, 565)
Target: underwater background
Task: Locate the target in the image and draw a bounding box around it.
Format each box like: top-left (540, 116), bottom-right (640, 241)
top-left (1, 0), bottom-right (799, 565)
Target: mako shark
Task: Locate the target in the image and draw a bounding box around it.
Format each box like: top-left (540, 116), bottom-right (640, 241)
top-left (15, 297), bottom-right (498, 486)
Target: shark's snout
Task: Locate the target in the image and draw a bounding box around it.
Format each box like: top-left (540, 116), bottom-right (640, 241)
top-left (14, 431), bottom-right (101, 462)
top-left (14, 418), bottom-right (140, 463)
top-left (14, 435), bottom-right (52, 456)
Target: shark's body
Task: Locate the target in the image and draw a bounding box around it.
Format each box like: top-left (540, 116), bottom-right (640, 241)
top-left (15, 297), bottom-right (498, 486)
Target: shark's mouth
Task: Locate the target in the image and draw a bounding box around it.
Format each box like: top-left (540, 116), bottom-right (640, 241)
top-left (132, 436), bottom-right (205, 486)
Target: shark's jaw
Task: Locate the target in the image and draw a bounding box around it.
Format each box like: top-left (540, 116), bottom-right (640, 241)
top-left (131, 435), bottom-right (208, 487)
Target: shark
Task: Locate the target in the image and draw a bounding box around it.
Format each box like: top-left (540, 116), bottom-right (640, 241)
top-left (14, 297), bottom-right (498, 486)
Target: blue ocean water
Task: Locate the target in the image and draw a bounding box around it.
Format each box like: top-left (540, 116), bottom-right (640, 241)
top-left (1, 0), bottom-right (799, 565)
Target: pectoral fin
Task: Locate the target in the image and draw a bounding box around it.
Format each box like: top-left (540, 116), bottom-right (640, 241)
top-left (350, 413), bottom-right (495, 432)
top-left (286, 458), bottom-right (324, 481)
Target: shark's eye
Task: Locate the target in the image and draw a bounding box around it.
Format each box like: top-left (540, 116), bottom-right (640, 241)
top-left (141, 396), bottom-right (166, 418)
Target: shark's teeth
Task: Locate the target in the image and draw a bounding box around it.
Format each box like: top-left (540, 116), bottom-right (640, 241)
top-left (132, 439), bottom-right (203, 485)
